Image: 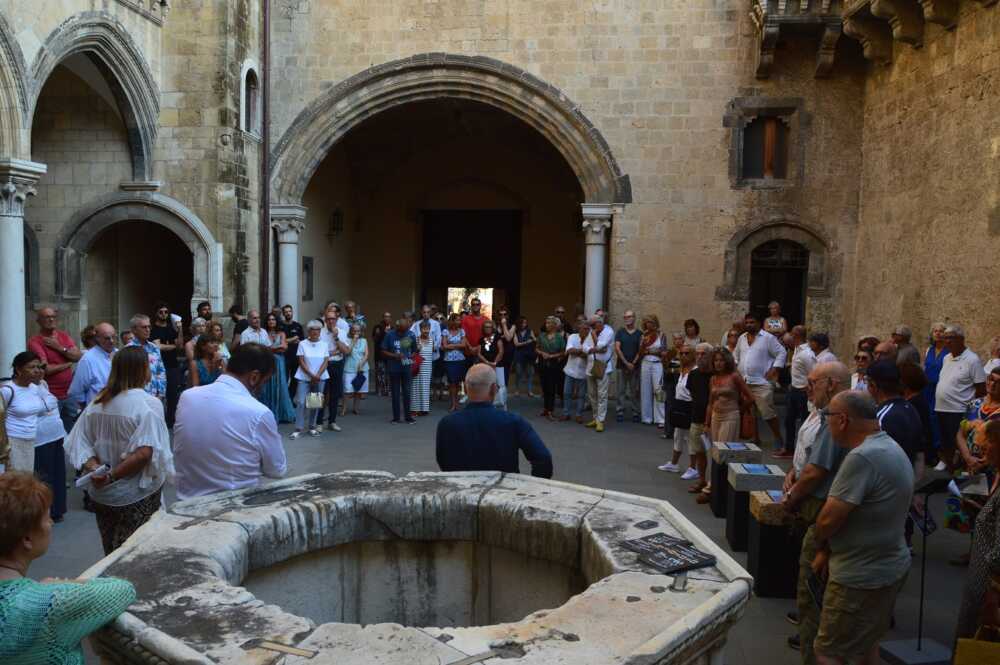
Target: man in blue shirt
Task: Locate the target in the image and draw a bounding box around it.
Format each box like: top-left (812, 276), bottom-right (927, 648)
top-left (436, 364), bottom-right (553, 478)
top-left (381, 318), bottom-right (417, 424)
top-left (68, 322), bottom-right (117, 409)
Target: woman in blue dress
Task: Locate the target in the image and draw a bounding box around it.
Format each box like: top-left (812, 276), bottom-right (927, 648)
top-left (261, 313), bottom-right (296, 423)
top-left (924, 322), bottom-right (949, 454)
top-left (187, 335), bottom-right (223, 386)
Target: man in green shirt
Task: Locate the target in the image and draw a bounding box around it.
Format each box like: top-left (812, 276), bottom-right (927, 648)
top-left (811, 391), bottom-right (914, 665)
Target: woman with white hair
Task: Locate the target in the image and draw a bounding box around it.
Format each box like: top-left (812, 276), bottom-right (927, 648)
top-left (342, 323), bottom-right (369, 416)
top-left (984, 336), bottom-right (1000, 374)
top-left (291, 320), bottom-right (328, 438)
top-left (764, 301), bottom-right (788, 336)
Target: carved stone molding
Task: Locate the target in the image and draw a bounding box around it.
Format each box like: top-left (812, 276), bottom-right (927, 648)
top-left (870, 0), bottom-right (924, 45)
top-left (815, 22), bottom-right (843, 77)
top-left (843, 13), bottom-right (893, 63)
top-left (752, 0), bottom-right (846, 79)
top-left (919, 0), bottom-right (958, 28)
top-left (0, 159), bottom-right (45, 217)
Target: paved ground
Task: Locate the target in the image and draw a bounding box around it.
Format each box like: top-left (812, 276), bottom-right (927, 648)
top-left (35, 393), bottom-right (967, 664)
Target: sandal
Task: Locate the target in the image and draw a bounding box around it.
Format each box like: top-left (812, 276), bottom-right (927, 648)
top-left (688, 481), bottom-right (707, 493)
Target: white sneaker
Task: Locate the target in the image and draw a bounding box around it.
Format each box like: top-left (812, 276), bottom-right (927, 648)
top-left (681, 467), bottom-right (700, 480)
top-left (314, 424), bottom-right (324, 433)
top-left (289, 430), bottom-right (303, 440)
top-left (933, 461), bottom-right (947, 472)
top-left (330, 423), bottom-right (342, 432)
top-left (658, 462), bottom-right (680, 473)
top-left (460, 394), bottom-right (469, 404)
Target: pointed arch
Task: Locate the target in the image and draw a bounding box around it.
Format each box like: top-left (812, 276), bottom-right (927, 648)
top-left (271, 53), bottom-right (631, 207)
top-left (0, 13), bottom-right (30, 159)
top-left (30, 13), bottom-right (160, 181)
top-left (716, 217), bottom-right (834, 301)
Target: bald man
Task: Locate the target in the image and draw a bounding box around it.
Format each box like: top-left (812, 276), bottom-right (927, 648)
top-left (436, 364), bottom-right (552, 478)
top-left (68, 323), bottom-right (117, 409)
top-left (27, 306), bottom-right (83, 428)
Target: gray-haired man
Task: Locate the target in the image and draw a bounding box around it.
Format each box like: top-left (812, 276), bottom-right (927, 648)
top-left (614, 310), bottom-right (641, 423)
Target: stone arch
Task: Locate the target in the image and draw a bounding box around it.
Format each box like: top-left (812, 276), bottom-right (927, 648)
top-left (716, 218), bottom-right (832, 301)
top-left (55, 192), bottom-right (224, 312)
top-left (30, 13), bottom-right (159, 181)
top-left (271, 53), bottom-right (631, 207)
top-left (0, 13), bottom-right (30, 159)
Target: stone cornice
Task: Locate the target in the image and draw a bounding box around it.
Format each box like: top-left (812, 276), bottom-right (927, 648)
top-left (751, 0), bottom-right (844, 79)
top-left (113, 0), bottom-right (170, 25)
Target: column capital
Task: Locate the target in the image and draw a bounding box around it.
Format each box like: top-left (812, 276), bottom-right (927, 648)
top-left (270, 204), bottom-right (307, 243)
top-left (581, 203), bottom-right (615, 245)
top-left (0, 159), bottom-right (46, 217)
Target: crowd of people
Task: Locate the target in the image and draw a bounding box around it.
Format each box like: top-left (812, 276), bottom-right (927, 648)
top-left (1, 296), bottom-right (999, 664)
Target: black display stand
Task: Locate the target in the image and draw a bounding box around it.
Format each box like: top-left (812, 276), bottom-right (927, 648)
top-left (710, 459), bottom-right (728, 518)
top-left (747, 513), bottom-right (800, 598)
top-left (880, 472), bottom-right (955, 665)
top-left (725, 487), bottom-right (749, 551)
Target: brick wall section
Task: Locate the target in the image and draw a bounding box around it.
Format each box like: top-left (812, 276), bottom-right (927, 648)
top-left (852, 2), bottom-right (1000, 352)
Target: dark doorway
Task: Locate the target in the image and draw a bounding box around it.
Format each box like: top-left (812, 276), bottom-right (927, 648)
top-left (749, 240), bottom-right (808, 328)
top-left (421, 210), bottom-right (522, 316)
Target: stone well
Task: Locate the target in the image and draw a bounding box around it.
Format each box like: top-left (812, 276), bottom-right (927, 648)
top-left (83, 471), bottom-right (752, 664)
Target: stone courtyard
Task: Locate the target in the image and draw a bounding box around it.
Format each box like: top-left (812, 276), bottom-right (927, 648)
top-left (36, 396), bottom-right (970, 665)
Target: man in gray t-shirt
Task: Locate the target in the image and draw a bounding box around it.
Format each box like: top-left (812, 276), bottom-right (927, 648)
top-left (811, 391), bottom-right (913, 663)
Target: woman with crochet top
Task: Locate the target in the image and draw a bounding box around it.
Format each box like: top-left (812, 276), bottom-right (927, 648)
top-left (0, 471), bottom-right (136, 664)
top-left (65, 347), bottom-right (174, 555)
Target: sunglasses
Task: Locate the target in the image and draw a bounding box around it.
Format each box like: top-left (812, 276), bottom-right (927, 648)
top-left (854, 355), bottom-right (869, 361)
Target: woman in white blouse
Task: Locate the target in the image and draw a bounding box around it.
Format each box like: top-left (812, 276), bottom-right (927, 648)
top-left (32, 374), bottom-right (67, 521)
top-left (66, 346), bottom-right (174, 555)
top-left (292, 321), bottom-right (329, 439)
top-left (2, 352), bottom-right (51, 472)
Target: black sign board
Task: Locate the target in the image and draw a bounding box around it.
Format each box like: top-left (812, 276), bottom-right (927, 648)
top-left (633, 519), bottom-right (660, 530)
top-left (620, 533), bottom-right (717, 575)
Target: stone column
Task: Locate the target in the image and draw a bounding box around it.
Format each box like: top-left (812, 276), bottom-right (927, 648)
top-left (581, 203), bottom-right (614, 316)
top-left (270, 204), bottom-right (307, 314)
top-left (0, 159), bottom-right (46, 371)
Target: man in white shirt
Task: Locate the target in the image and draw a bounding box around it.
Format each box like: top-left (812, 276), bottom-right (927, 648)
top-left (239, 309), bottom-right (270, 345)
top-left (582, 314), bottom-right (616, 432)
top-left (733, 312), bottom-right (787, 450)
top-left (561, 320), bottom-right (590, 423)
top-left (935, 324), bottom-right (987, 470)
top-left (808, 331), bottom-right (837, 364)
top-left (68, 322), bottom-right (116, 409)
top-left (320, 304), bottom-right (351, 432)
top-left (781, 325), bottom-right (813, 459)
top-left (410, 304), bottom-right (442, 362)
top-left (173, 343), bottom-right (287, 500)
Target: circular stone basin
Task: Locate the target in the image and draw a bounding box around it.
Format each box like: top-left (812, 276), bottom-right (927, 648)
top-left (83, 471), bottom-right (751, 665)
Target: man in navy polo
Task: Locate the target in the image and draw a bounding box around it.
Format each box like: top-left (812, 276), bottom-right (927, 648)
top-left (436, 364), bottom-right (553, 478)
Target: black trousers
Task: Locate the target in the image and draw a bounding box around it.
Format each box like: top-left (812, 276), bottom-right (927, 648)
top-left (389, 372), bottom-right (413, 421)
top-left (784, 387), bottom-right (809, 453)
top-left (540, 363), bottom-right (561, 412)
top-left (325, 360), bottom-right (345, 424)
top-left (165, 365), bottom-right (183, 428)
top-left (935, 410), bottom-right (965, 459)
top-left (34, 439), bottom-right (67, 519)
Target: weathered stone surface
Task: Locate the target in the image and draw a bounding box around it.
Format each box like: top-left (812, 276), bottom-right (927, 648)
top-left (88, 472), bottom-right (751, 665)
top-left (727, 463), bottom-right (786, 491)
top-left (750, 490), bottom-right (791, 526)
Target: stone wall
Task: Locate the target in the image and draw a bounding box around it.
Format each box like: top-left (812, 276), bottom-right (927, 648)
top-left (269, 1), bottom-right (867, 346)
top-left (851, 1), bottom-right (1000, 353)
top-left (27, 64), bottom-right (134, 300)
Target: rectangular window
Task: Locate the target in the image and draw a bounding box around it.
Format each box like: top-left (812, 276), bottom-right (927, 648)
top-left (302, 256), bottom-right (314, 302)
top-left (742, 116), bottom-right (788, 180)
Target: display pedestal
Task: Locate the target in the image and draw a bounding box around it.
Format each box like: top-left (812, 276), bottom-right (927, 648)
top-left (725, 463), bottom-right (783, 552)
top-left (747, 491), bottom-right (798, 598)
top-left (708, 442), bottom-right (762, 519)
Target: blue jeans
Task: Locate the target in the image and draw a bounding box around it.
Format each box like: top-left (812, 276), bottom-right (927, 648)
top-left (295, 379), bottom-right (325, 430)
top-left (562, 376), bottom-right (587, 417)
top-left (514, 358), bottom-right (535, 393)
top-left (389, 372), bottom-right (413, 422)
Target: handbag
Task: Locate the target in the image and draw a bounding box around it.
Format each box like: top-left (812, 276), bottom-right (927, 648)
top-left (410, 352), bottom-right (424, 377)
top-left (669, 398), bottom-right (693, 430)
top-left (955, 626), bottom-right (1000, 665)
top-left (654, 386), bottom-right (667, 403)
top-left (305, 391), bottom-right (324, 409)
top-left (740, 409), bottom-right (757, 440)
top-left (351, 372), bottom-right (366, 393)
top-left (590, 359), bottom-right (607, 379)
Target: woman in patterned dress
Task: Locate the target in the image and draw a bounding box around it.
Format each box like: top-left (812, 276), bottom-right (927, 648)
top-left (411, 320), bottom-right (435, 416)
top-left (260, 313), bottom-right (295, 423)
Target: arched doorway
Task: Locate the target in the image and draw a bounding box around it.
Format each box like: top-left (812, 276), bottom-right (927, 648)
top-left (86, 221), bottom-right (194, 330)
top-left (295, 98), bottom-right (586, 324)
top-left (749, 239), bottom-right (809, 327)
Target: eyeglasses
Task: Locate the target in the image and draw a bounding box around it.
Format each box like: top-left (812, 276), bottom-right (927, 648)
top-left (854, 355), bottom-right (869, 361)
